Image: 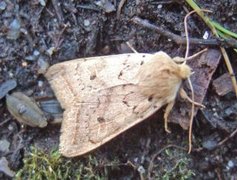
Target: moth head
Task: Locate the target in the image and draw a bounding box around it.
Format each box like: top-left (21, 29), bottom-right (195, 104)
top-left (178, 63), bottom-right (192, 80)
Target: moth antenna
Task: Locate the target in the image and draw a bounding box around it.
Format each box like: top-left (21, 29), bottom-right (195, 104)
top-left (187, 78), bottom-right (195, 154)
top-left (184, 11), bottom-right (192, 59)
top-left (184, 9), bottom-right (211, 153)
top-left (126, 42), bottom-right (138, 53)
top-left (184, 9), bottom-right (212, 59)
top-left (185, 48), bottom-right (208, 61)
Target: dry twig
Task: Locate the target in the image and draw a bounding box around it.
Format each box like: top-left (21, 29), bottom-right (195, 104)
top-left (117, 0), bottom-right (127, 19)
top-left (132, 17), bottom-right (237, 48)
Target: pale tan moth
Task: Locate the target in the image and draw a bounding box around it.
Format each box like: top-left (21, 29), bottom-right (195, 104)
top-left (45, 11), bottom-right (206, 157)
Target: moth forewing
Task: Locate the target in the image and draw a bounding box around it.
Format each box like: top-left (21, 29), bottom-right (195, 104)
top-left (45, 52), bottom-right (192, 157)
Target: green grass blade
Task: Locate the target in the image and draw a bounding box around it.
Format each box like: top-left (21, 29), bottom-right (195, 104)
top-left (212, 21), bottom-right (237, 39)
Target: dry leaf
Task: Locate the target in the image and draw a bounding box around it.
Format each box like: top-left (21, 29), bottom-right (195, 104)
top-left (45, 52), bottom-right (192, 157)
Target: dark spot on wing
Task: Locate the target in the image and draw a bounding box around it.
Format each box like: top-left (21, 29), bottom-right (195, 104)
top-left (97, 117), bottom-right (105, 123)
top-left (140, 61), bottom-right (144, 65)
top-left (133, 105), bottom-right (137, 111)
top-left (142, 55), bottom-right (146, 58)
top-left (163, 69), bottom-right (171, 75)
top-left (90, 74), bottom-right (96, 80)
top-left (148, 96), bottom-right (153, 102)
top-left (118, 71), bottom-right (123, 78)
top-left (122, 100), bottom-right (129, 107)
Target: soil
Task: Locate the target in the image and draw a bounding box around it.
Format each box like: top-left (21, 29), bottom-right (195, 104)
top-left (0, 0), bottom-right (237, 179)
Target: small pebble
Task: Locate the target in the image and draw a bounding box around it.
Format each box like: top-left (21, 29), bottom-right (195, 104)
top-left (47, 47), bottom-right (55, 56)
top-left (0, 139), bottom-right (10, 153)
top-left (0, 80), bottom-right (17, 99)
top-left (202, 139), bottom-right (218, 150)
top-left (157, 4), bottom-right (162, 9)
top-left (7, 19), bottom-right (21, 40)
top-left (8, 72), bottom-right (14, 78)
top-left (84, 19), bottom-right (90, 27)
top-left (203, 31), bottom-right (209, 39)
top-left (6, 92), bottom-right (48, 128)
top-left (134, 157), bottom-right (138, 163)
top-left (25, 55), bottom-right (37, 61)
top-left (0, 157), bottom-right (15, 177)
top-left (37, 57), bottom-right (49, 74)
top-left (0, 1), bottom-right (7, 10)
top-left (137, 165), bottom-right (145, 174)
top-left (95, 0), bottom-right (115, 13)
top-left (227, 160), bottom-right (234, 169)
top-left (7, 124), bottom-right (14, 131)
top-left (38, 80), bottom-right (43, 87)
top-left (22, 61), bottom-right (28, 67)
top-left (33, 50), bottom-right (40, 56)
top-left (39, 0), bottom-right (46, 6)
top-left (25, 50), bottom-right (40, 61)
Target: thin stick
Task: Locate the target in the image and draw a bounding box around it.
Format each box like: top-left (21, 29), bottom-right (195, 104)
top-left (117, 0), bottom-right (127, 19)
top-left (126, 42), bottom-right (138, 53)
top-left (217, 127), bottom-right (237, 147)
top-left (220, 47), bottom-right (237, 97)
top-left (0, 118), bottom-right (11, 126)
top-left (147, 144), bottom-right (186, 179)
top-left (131, 17), bottom-right (237, 48)
top-left (193, 127), bottom-right (237, 152)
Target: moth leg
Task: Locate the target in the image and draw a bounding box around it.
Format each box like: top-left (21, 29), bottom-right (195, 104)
top-left (179, 88), bottom-right (205, 108)
top-left (164, 100), bottom-right (175, 133)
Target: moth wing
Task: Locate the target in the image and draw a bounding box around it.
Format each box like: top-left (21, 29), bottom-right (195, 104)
top-left (46, 54), bottom-right (151, 109)
top-left (45, 53), bottom-right (166, 157)
top-left (61, 85), bottom-right (165, 157)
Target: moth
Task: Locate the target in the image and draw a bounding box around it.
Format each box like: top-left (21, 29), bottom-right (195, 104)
top-left (45, 51), bottom-right (200, 157)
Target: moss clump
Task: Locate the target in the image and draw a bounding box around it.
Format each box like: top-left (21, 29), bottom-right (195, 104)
top-left (150, 148), bottom-right (195, 180)
top-left (15, 147), bottom-right (118, 180)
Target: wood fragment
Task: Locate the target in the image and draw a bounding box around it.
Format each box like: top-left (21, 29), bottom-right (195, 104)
top-left (168, 49), bottom-right (221, 129)
top-left (213, 73), bottom-right (234, 96)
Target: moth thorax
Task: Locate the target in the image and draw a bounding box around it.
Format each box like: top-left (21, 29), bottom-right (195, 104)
top-left (178, 63), bottom-right (192, 79)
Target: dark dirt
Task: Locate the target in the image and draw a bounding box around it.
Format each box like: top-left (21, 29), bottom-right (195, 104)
top-left (0, 0), bottom-right (237, 179)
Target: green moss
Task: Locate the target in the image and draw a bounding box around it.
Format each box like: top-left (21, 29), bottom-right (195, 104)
top-left (162, 157), bottom-right (195, 180)
top-left (15, 147), bottom-right (118, 180)
top-left (151, 148), bottom-right (195, 180)
top-left (15, 146), bottom-right (195, 179)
